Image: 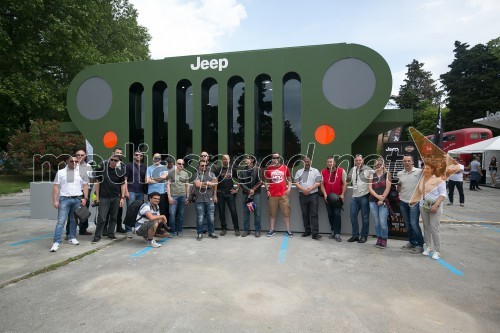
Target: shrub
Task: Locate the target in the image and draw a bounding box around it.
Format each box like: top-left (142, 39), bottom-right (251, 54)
top-left (7, 120), bottom-right (85, 176)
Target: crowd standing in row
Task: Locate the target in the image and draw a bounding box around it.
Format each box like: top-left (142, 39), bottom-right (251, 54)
top-left (50, 149), bottom-right (460, 261)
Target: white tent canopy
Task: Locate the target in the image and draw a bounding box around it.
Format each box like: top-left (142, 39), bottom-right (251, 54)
top-left (449, 137), bottom-right (500, 184)
top-left (448, 136), bottom-right (500, 154)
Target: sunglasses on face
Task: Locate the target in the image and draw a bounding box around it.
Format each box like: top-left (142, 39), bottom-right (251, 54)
top-left (201, 155), bottom-right (208, 157)
top-left (177, 162), bottom-right (184, 165)
top-left (153, 157), bottom-right (161, 160)
top-left (110, 159), bottom-right (119, 162)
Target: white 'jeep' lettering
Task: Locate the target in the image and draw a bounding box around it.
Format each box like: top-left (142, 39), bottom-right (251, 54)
top-left (190, 56), bottom-right (229, 71)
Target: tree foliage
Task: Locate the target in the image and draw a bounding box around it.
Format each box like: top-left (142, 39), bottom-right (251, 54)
top-left (394, 59), bottom-right (440, 140)
top-left (0, 0), bottom-right (151, 149)
top-left (440, 39), bottom-right (500, 132)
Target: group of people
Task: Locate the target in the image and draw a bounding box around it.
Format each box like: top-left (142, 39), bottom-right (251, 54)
top-left (50, 148), bottom-right (455, 261)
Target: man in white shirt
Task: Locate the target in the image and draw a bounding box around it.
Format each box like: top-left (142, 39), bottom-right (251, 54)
top-left (51, 155), bottom-right (89, 252)
top-left (294, 157), bottom-right (322, 240)
top-left (447, 157), bottom-right (465, 207)
top-left (347, 154), bottom-right (372, 243)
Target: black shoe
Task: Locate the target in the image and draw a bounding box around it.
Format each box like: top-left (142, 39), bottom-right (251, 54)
top-left (358, 237), bottom-right (367, 243)
top-left (241, 231), bottom-right (251, 237)
top-left (209, 233), bottom-right (218, 239)
top-left (116, 227), bottom-right (126, 234)
top-left (302, 232), bottom-right (312, 237)
top-left (203, 230), bottom-right (207, 234)
top-left (255, 231), bottom-right (261, 238)
top-left (220, 229), bottom-right (226, 236)
top-left (91, 237), bottom-right (100, 244)
top-left (79, 231), bottom-right (93, 236)
top-left (235, 229), bottom-right (241, 236)
top-left (334, 234), bottom-right (342, 242)
top-left (108, 235), bottom-right (117, 240)
top-left (347, 236), bottom-right (359, 242)
top-left (312, 234), bottom-right (322, 240)
top-left (102, 233), bottom-right (108, 237)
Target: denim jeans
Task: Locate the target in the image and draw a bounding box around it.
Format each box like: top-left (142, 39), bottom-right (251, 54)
top-left (399, 201), bottom-right (424, 246)
top-left (350, 195), bottom-right (370, 238)
top-left (324, 200), bottom-right (342, 235)
top-left (54, 197), bottom-right (81, 243)
top-left (196, 202), bottom-right (215, 235)
top-left (242, 193), bottom-right (261, 232)
top-left (125, 192), bottom-right (145, 232)
top-left (95, 197), bottom-right (120, 239)
top-left (217, 192), bottom-right (239, 230)
top-left (169, 195), bottom-right (186, 233)
top-left (369, 201), bottom-right (389, 239)
top-left (299, 193), bottom-right (319, 234)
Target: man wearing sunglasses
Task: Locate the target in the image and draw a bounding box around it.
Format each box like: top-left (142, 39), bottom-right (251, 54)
top-left (101, 148), bottom-right (126, 235)
top-left (264, 153), bottom-right (293, 237)
top-left (194, 160), bottom-right (218, 240)
top-left (124, 150), bottom-right (147, 238)
top-left (166, 159), bottom-right (190, 236)
top-left (91, 153), bottom-right (126, 243)
top-left (214, 154), bottom-right (240, 236)
top-left (146, 153), bottom-right (169, 219)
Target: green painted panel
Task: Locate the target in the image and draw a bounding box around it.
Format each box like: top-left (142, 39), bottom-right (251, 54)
top-left (67, 43), bottom-right (405, 165)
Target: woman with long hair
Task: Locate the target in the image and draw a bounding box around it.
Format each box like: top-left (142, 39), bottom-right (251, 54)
top-left (489, 157), bottom-right (497, 186)
top-left (368, 158), bottom-right (391, 249)
top-left (419, 163), bottom-right (447, 260)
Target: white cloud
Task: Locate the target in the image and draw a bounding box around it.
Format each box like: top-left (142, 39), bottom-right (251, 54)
top-left (131, 0), bottom-right (247, 59)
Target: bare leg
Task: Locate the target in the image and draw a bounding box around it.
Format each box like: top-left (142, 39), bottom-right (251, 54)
top-left (148, 222), bottom-right (158, 239)
top-left (269, 217), bottom-right (275, 230)
top-left (284, 216), bottom-right (291, 231)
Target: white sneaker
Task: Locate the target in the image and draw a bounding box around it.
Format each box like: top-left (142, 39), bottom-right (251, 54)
top-left (432, 252), bottom-right (440, 260)
top-left (422, 248), bottom-right (432, 256)
top-left (150, 239), bottom-right (161, 248)
top-left (68, 238), bottom-right (80, 245)
top-left (50, 242), bottom-right (60, 252)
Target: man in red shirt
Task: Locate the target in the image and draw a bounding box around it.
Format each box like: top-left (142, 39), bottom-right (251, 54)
top-left (320, 156), bottom-right (347, 242)
top-left (264, 152), bottom-right (293, 237)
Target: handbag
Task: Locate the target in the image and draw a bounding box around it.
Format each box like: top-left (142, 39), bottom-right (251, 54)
top-left (74, 205), bottom-right (91, 221)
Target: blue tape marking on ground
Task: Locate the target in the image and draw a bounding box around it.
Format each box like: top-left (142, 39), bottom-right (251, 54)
top-left (278, 235), bottom-right (289, 264)
top-left (436, 258), bottom-right (465, 276)
top-left (0, 218), bottom-right (19, 223)
top-left (130, 238), bottom-right (169, 258)
top-left (9, 233), bottom-right (52, 246)
top-left (482, 224), bottom-right (500, 232)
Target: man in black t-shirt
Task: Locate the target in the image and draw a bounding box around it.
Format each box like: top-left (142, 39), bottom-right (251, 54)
top-left (214, 154), bottom-right (240, 236)
top-left (92, 154), bottom-right (126, 243)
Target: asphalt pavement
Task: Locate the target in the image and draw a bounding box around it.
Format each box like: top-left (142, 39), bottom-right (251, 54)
top-left (0, 185), bottom-right (499, 332)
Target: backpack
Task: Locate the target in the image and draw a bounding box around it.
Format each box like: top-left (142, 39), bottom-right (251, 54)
top-left (123, 200), bottom-right (146, 227)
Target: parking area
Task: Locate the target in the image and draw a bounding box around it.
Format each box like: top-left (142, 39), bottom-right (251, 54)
top-left (0, 188), bottom-right (499, 332)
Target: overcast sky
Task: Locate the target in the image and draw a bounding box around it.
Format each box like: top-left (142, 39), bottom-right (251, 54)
top-left (129, 0), bottom-right (500, 96)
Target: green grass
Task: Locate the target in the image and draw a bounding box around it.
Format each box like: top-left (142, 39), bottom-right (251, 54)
top-left (0, 173), bottom-right (37, 195)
